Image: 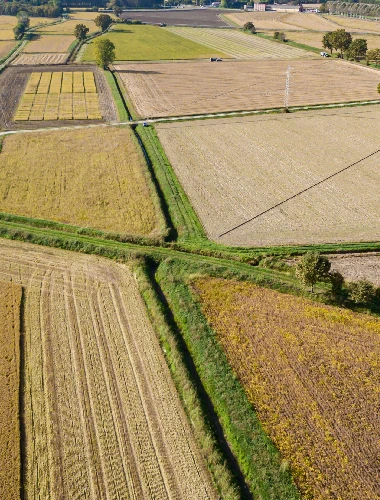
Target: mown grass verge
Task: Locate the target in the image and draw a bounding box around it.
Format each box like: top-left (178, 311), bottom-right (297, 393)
top-left (256, 32), bottom-right (321, 54)
top-left (155, 258), bottom-right (301, 500)
top-left (104, 69), bottom-right (131, 122)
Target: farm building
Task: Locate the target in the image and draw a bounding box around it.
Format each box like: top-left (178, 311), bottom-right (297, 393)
top-left (254, 3), bottom-right (268, 11)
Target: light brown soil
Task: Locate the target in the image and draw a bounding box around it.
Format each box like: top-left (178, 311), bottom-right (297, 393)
top-left (0, 281), bottom-right (21, 500)
top-left (116, 59), bottom-right (380, 118)
top-left (0, 239), bottom-right (217, 500)
top-left (328, 253), bottom-right (380, 286)
top-left (156, 105), bottom-right (380, 247)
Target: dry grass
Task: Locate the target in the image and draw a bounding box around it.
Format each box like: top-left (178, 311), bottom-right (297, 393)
top-left (0, 127), bottom-right (164, 236)
top-left (117, 59), bottom-right (380, 118)
top-left (224, 11), bottom-right (305, 30)
top-left (324, 14), bottom-right (380, 34)
top-left (0, 29), bottom-right (15, 40)
top-left (36, 19), bottom-right (98, 34)
top-left (23, 34), bottom-right (75, 52)
top-left (166, 26), bottom-right (315, 59)
top-left (0, 239), bottom-right (217, 500)
top-left (0, 281), bottom-right (21, 500)
top-left (156, 105), bottom-right (380, 247)
top-left (281, 12), bottom-right (340, 31)
top-left (192, 277), bottom-right (380, 500)
top-left (0, 40), bottom-right (16, 58)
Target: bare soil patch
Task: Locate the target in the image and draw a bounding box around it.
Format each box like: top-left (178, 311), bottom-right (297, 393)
top-left (328, 253), bottom-right (380, 286)
top-left (120, 8), bottom-right (234, 27)
top-left (156, 105), bottom-right (380, 247)
top-left (116, 59), bottom-right (380, 118)
top-left (0, 281), bottom-right (21, 500)
top-left (0, 239), bottom-right (217, 500)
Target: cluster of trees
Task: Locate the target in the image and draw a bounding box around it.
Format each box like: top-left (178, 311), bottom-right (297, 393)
top-left (73, 14), bottom-right (115, 67)
top-left (322, 29), bottom-right (370, 60)
top-left (0, 1), bottom-right (61, 18)
top-left (13, 11), bottom-right (29, 39)
top-left (325, 1), bottom-right (380, 17)
top-left (243, 21), bottom-right (256, 33)
top-left (295, 252), bottom-right (380, 305)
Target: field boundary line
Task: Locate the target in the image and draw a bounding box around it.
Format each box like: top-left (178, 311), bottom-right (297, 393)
top-left (219, 147), bottom-right (380, 238)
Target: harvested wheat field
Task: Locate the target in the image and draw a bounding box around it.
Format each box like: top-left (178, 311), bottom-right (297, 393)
top-left (224, 11), bottom-right (305, 30)
top-left (0, 40), bottom-right (15, 58)
top-left (0, 127), bottom-right (165, 236)
top-left (0, 28), bottom-right (14, 40)
top-left (36, 19), bottom-right (98, 34)
top-left (22, 34), bottom-right (75, 53)
top-left (0, 239), bottom-right (217, 500)
top-left (0, 281), bottom-right (21, 500)
top-left (165, 26), bottom-right (315, 59)
top-left (324, 14), bottom-right (380, 34)
top-left (11, 52), bottom-right (69, 65)
top-left (69, 9), bottom-right (117, 21)
top-left (156, 105), bottom-right (380, 247)
top-left (192, 277), bottom-right (380, 500)
top-left (283, 30), bottom-right (380, 51)
top-left (117, 59), bottom-right (380, 118)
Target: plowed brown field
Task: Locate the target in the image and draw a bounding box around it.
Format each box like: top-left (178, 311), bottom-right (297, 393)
top-left (156, 105), bottom-right (380, 247)
top-left (192, 277), bottom-right (380, 500)
top-left (0, 281), bottom-right (21, 500)
top-left (116, 59), bottom-right (380, 118)
top-left (0, 239), bottom-right (217, 500)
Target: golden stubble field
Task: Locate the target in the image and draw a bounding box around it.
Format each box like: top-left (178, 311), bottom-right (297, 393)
top-left (22, 35), bottom-right (75, 53)
top-left (156, 105), bottom-right (380, 247)
top-left (0, 239), bottom-right (217, 500)
top-left (192, 277), bottom-right (380, 500)
top-left (0, 127), bottom-right (165, 236)
top-left (0, 40), bottom-right (15, 58)
top-left (116, 59), bottom-right (380, 118)
top-left (0, 281), bottom-right (21, 500)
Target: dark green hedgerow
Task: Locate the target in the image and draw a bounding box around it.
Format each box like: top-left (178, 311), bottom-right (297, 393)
top-left (155, 258), bottom-right (301, 500)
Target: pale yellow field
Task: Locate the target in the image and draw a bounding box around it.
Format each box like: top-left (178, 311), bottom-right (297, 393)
top-left (0, 239), bottom-right (217, 500)
top-left (156, 105), bottom-right (380, 247)
top-left (280, 12), bottom-right (340, 31)
top-left (0, 127), bottom-right (165, 236)
top-left (0, 15), bottom-right (58, 29)
top-left (225, 12), bottom-right (304, 30)
top-left (0, 29), bottom-right (14, 40)
top-left (0, 281), bottom-right (21, 500)
top-left (23, 34), bottom-right (75, 52)
top-left (284, 30), bottom-right (380, 50)
top-left (323, 14), bottom-right (380, 34)
top-left (36, 18), bottom-right (98, 34)
top-left (69, 9), bottom-right (116, 21)
top-left (0, 40), bottom-right (16, 58)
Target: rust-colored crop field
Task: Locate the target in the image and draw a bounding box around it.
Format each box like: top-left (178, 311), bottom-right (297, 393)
top-left (156, 105), bottom-right (380, 247)
top-left (23, 34), bottom-right (75, 53)
top-left (0, 127), bottom-right (165, 236)
top-left (0, 40), bottom-right (16, 58)
top-left (116, 59), bottom-right (380, 118)
top-left (0, 281), bottom-right (21, 500)
top-left (192, 277), bottom-right (380, 500)
top-left (0, 239), bottom-right (217, 500)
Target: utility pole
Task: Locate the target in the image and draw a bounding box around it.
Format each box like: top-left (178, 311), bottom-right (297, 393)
top-left (284, 65), bottom-right (293, 111)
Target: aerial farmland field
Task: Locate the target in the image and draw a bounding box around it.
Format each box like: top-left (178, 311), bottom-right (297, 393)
top-left (156, 105), bottom-right (380, 247)
top-left (0, 239), bottom-right (217, 500)
top-left (323, 14), bottom-right (380, 34)
top-left (224, 11), bottom-right (338, 31)
top-left (0, 281), bottom-right (21, 500)
top-left (165, 26), bottom-right (316, 59)
top-left (116, 59), bottom-right (380, 118)
top-left (36, 18), bottom-right (98, 34)
top-left (22, 34), bottom-right (76, 53)
top-left (0, 127), bottom-right (165, 237)
top-left (282, 30), bottom-right (380, 51)
top-left (0, 40), bottom-right (16, 58)
top-left (120, 8), bottom-right (234, 27)
top-left (11, 52), bottom-right (69, 65)
top-left (192, 277), bottom-right (380, 500)
top-left (82, 24), bottom-right (226, 62)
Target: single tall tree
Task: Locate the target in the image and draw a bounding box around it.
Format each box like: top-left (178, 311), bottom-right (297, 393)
top-left (346, 38), bottom-right (367, 61)
top-left (322, 32), bottom-right (334, 54)
top-left (295, 252), bottom-right (331, 293)
top-left (74, 23), bottom-right (89, 41)
top-left (366, 48), bottom-right (380, 65)
top-left (333, 29), bottom-right (352, 57)
top-left (94, 38), bottom-right (115, 68)
top-left (94, 14), bottom-right (113, 32)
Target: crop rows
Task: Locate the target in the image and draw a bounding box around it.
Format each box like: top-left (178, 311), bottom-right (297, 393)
top-left (15, 71), bottom-right (101, 120)
top-left (0, 282), bottom-right (21, 500)
top-left (0, 239), bottom-right (217, 500)
top-left (11, 53), bottom-right (69, 65)
top-left (192, 277), bottom-right (380, 500)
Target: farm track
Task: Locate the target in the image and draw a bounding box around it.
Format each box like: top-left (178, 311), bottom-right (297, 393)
top-left (0, 239), bottom-right (217, 500)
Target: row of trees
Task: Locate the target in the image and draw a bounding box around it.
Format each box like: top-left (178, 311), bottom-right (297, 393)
top-left (13, 11), bottom-right (30, 39)
top-left (295, 252), bottom-right (380, 305)
top-left (0, 1), bottom-right (61, 18)
top-left (325, 1), bottom-right (380, 18)
top-left (322, 29), bottom-right (380, 62)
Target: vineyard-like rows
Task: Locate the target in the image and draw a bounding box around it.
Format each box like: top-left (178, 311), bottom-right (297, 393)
top-left (117, 59), bottom-right (380, 118)
top-left (166, 26), bottom-right (316, 59)
top-left (0, 282), bottom-right (21, 500)
top-left (12, 52), bottom-right (69, 65)
top-left (0, 239), bottom-right (217, 500)
top-left (156, 105), bottom-right (380, 246)
top-left (192, 277), bottom-right (380, 500)
top-left (15, 71), bottom-right (101, 120)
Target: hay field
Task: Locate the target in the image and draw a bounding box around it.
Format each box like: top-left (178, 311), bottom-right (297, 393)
top-left (0, 282), bottom-right (21, 500)
top-left (69, 9), bottom-right (117, 21)
top-left (324, 14), bottom-right (380, 34)
top-left (0, 29), bottom-right (14, 40)
top-left (36, 19), bottom-right (98, 34)
top-left (0, 40), bottom-right (16, 58)
top-left (224, 11), bottom-right (305, 30)
top-left (116, 59), bottom-right (380, 118)
top-left (23, 34), bottom-right (75, 52)
top-left (156, 105), bottom-right (380, 247)
top-left (166, 26), bottom-right (316, 59)
top-left (83, 24), bottom-right (226, 62)
top-left (284, 30), bottom-right (380, 50)
top-left (192, 277), bottom-right (380, 500)
top-left (280, 12), bottom-right (340, 31)
top-left (0, 239), bottom-right (217, 500)
top-left (12, 52), bottom-right (69, 65)
top-left (0, 127), bottom-right (164, 236)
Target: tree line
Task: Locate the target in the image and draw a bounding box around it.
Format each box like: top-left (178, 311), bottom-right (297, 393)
top-left (322, 29), bottom-right (380, 63)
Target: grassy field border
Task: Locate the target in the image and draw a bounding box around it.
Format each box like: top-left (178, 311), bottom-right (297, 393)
top-left (155, 257), bottom-right (301, 500)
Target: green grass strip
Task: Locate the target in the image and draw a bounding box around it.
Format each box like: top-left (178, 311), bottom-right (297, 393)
top-left (156, 258), bottom-right (301, 500)
top-left (103, 69), bottom-right (130, 122)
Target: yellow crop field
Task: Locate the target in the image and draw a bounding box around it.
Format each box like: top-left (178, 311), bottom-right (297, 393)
top-left (224, 11), bottom-right (304, 30)
top-left (36, 18), bottom-right (98, 34)
top-left (23, 34), bottom-right (75, 52)
top-left (0, 281), bottom-right (21, 500)
top-left (156, 105), bottom-right (380, 247)
top-left (192, 277), bottom-right (380, 500)
top-left (14, 71), bottom-right (101, 120)
top-left (324, 14), bottom-right (380, 34)
top-left (0, 127), bottom-right (164, 236)
top-left (0, 28), bottom-right (14, 40)
top-left (283, 30), bottom-right (380, 50)
top-left (0, 40), bottom-right (16, 58)
top-left (0, 239), bottom-right (217, 500)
